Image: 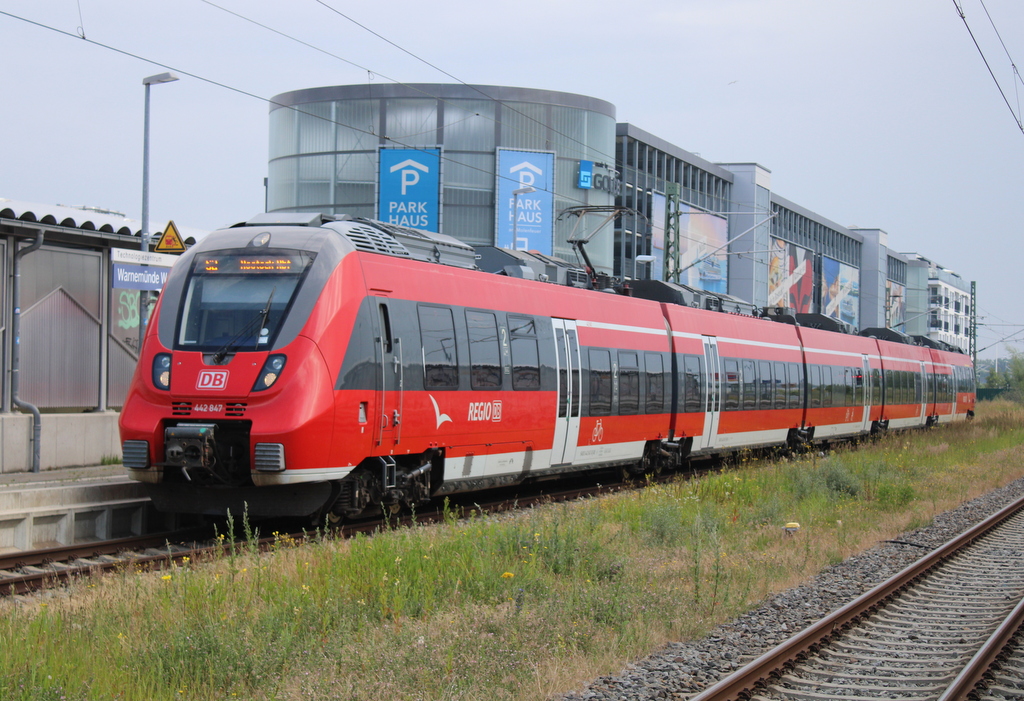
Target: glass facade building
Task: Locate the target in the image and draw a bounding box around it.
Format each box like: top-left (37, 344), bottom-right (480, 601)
top-left (268, 84), bottom-right (617, 270)
top-left (267, 83), bottom-right (973, 344)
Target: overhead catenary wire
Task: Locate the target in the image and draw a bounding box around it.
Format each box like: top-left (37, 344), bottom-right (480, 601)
top-left (308, 0), bottom-right (623, 168)
top-left (979, 0), bottom-right (1024, 118)
top-left (0, 9), bottom-right (578, 204)
top-left (952, 0), bottom-right (1024, 134)
top-left (4, 4), bottom-right (761, 240)
top-left (197, 0), bottom-right (632, 189)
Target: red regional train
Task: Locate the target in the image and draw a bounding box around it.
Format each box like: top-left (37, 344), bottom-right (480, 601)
top-left (119, 213), bottom-right (976, 520)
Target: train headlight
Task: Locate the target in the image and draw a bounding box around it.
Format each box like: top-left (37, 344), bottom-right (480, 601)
top-left (252, 354), bottom-right (287, 391)
top-left (152, 353), bottom-right (172, 390)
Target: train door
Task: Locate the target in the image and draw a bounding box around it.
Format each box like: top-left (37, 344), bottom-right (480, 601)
top-left (374, 299), bottom-right (403, 449)
top-left (860, 355), bottom-right (872, 433)
top-left (551, 319), bottom-right (581, 466)
top-left (918, 361), bottom-right (928, 422)
top-left (699, 336), bottom-right (722, 451)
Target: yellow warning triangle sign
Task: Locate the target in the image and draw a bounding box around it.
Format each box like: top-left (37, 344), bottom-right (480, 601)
top-left (154, 220), bottom-right (186, 253)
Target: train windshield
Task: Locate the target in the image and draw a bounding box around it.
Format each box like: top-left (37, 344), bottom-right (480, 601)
top-left (176, 251), bottom-right (315, 352)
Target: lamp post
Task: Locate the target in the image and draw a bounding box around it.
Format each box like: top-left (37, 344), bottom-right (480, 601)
top-left (139, 71), bottom-right (179, 351)
top-left (511, 186), bottom-right (535, 251)
top-left (634, 254), bottom-right (656, 280)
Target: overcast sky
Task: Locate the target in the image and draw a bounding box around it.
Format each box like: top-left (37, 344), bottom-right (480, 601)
top-left (1, 0), bottom-right (1021, 358)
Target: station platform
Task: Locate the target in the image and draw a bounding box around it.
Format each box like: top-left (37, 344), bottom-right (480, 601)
top-left (0, 464), bottom-right (170, 554)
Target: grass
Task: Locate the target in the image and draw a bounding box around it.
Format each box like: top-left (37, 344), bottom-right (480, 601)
top-left (4, 400), bottom-right (1024, 700)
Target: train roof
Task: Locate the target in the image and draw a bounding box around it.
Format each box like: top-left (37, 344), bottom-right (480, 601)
top-left (236, 215), bottom-right (969, 356)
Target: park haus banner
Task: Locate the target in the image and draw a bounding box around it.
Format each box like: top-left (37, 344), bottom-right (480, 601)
top-left (378, 148), bottom-right (441, 231)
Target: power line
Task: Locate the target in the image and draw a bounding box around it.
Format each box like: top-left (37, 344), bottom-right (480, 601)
top-left (197, 0), bottom-right (621, 168)
top-left (974, 0), bottom-right (1024, 117)
top-left (309, 0), bottom-right (622, 167)
top-left (951, 0), bottom-right (1024, 134)
top-left (0, 8), bottom-right (583, 204)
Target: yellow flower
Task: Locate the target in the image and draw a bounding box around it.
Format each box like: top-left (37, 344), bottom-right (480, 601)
top-left (161, 575), bottom-right (172, 581)
top-left (501, 572), bottom-right (515, 579)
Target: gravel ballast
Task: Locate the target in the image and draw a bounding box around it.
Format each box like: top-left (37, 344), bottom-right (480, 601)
top-left (558, 477), bottom-right (1024, 700)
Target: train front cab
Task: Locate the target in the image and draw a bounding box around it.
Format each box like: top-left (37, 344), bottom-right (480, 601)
top-left (119, 220), bottom-right (372, 518)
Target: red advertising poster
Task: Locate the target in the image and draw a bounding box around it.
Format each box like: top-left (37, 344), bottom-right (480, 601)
top-left (767, 237), bottom-right (813, 312)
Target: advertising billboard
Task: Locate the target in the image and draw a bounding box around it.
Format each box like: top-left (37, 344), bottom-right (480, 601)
top-left (649, 192), bottom-right (665, 282)
top-left (886, 280), bottom-right (906, 329)
top-left (822, 256), bottom-right (861, 327)
top-left (378, 148), bottom-right (441, 231)
top-left (495, 149), bottom-right (555, 255)
top-left (767, 237), bottom-right (814, 312)
top-left (677, 204), bottom-right (728, 295)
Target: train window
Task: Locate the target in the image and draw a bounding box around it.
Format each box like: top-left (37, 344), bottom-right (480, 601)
top-left (556, 329), bottom-right (568, 417)
top-left (788, 363), bottom-right (802, 408)
top-left (379, 304), bottom-right (393, 354)
top-left (589, 349), bottom-right (612, 416)
top-left (758, 360), bottom-right (772, 409)
top-left (846, 367), bottom-right (856, 406)
top-left (854, 368), bottom-right (864, 406)
top-left (508, 315), bottom-right (535, 337)
top-left (418, 306), bottom-right (458, 390)
top-left (466, 311), bottom-right (501, 389)
top-left (741, 360), bottom-right (757, 411)
top-left (773, 362), bottom-right (787, 409)
top-left (568, 331), bottom-right (581, 417)
top-left (723, 359), bottom-right (740, 411)
top-left (822, 366), bottom-right (833, 407)
top-left (915, 371), bottom-right (923, 403)
top-left (808, 365), bottom-right (821, 408)
top-left (508, 315), bottom-right (539, 391)
top-left (645, 353), bottom-right (665, 414)
top-left (871, 369), bottom-right (882, 405)
top-left (684, 355), bottom-right (704, 413)
top-left (619, 352), bottom-right (640, 415)
top-left (177, 251), bottom-right (316, 352)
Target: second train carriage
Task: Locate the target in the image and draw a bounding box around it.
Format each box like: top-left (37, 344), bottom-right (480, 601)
top-left (119, 214), bottom-right (975, 519)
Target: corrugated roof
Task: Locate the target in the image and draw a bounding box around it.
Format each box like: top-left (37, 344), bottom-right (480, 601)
top-left (0, 198), bottom-right (208, 241)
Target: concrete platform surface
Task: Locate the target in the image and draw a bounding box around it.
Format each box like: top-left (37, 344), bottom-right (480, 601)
top-left (0, 464), bottom-right (169, 555)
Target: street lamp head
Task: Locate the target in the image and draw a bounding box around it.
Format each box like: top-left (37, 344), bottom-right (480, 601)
top-left (635, 255), bottom-right (656, 264)
top-left (512, 186), bottom-right (536, 196)
top-left (143, 72), bottom-right (180, 86)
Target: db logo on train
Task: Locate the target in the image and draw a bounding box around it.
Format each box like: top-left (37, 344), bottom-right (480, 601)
top-left (197, 370), bottom-right (229, 390)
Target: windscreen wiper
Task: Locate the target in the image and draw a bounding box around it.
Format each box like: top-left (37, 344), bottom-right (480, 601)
top-left (211, 287), bottom-right (276, 364)
top-left (254, 287), bottom-right (276, 351)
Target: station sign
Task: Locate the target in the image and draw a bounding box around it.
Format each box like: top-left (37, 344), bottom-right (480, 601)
top-left (496, 149), bottom-right (555, 255)
top-left (111, 248), bottom-right (177, 291)
top-left (378, 148), bottom-right (441, 231)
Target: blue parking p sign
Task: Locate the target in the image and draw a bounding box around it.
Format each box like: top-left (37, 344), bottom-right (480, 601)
top-left (378, 148), bottom-right (441, 231)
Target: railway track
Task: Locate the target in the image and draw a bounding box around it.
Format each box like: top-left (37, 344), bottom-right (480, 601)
top-left (692, 493), bottom-right (1024, 701)
top-left (0, 472), bottom-right (636, 598)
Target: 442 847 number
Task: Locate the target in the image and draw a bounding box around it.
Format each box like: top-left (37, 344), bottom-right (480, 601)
top-left (193, 404), bottom-right (224, 413)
